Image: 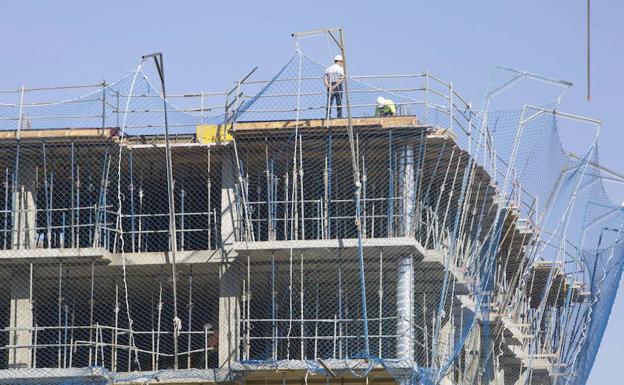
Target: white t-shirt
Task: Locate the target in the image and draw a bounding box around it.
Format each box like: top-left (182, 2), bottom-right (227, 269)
top-left (325, 64), bottom-right (344, 83)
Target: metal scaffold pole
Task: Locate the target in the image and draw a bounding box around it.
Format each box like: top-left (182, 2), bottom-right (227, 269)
top-left (141, 52), bottom-right (180, 370)
top-left (293, 26), bottom-right (370, 356)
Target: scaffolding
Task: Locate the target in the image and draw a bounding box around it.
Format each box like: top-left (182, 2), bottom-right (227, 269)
top-left (0, 35), bottom-right (621, 385)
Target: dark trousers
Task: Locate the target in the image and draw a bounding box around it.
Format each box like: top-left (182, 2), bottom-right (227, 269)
top-left (326, 83), bottom-right (343, 119)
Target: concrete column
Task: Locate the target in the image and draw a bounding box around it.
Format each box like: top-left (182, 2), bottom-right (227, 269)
top-left (396, 254), bottom-right (414, 361)
top-left (12, 161), bottom-right (37, 250)
top-left (463, 321), bottom-right (481, 384)
top-left (495, 358), bottom-right (524, 385)
top-left (436, 314), bottom-right (455, 384)
top-left (399, 144), bottom-right (415, 238)
top-left (218, 150), bottom-right (240, 367)
top-left (396, 144), bottom-right (415, 361)
top-left (8, 267), bottom-right (32, 368)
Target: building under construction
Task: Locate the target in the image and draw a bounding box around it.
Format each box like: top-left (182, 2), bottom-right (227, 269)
top-left (0, 32), bottom-right (622, 385)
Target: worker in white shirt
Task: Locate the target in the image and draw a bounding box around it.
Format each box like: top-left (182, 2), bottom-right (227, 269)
top-left (375, 96), bottom-right (397, 117)
top-left (324, 55), bottom-right (344, 119)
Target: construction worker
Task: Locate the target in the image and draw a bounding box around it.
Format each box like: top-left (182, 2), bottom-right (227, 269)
top-left (324, 55), bottom-right (344, 119)
top-left (375, 96), bottom-right (397, 117)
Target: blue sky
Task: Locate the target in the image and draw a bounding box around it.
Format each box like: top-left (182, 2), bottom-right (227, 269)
top-left (0, 1), bottom-right (622, 382)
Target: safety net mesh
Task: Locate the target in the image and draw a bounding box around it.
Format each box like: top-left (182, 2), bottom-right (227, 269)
top-left (0, 50), bottom-right (620, 385)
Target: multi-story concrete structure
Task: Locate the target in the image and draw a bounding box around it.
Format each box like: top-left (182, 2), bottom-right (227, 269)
top-left (0, 48), bottom-right (621, 385)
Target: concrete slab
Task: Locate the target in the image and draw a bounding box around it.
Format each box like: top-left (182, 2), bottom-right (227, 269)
top-left (233, 237), bottom-right (427, 261)
top-left (0, 247), bottom-right (110, 264)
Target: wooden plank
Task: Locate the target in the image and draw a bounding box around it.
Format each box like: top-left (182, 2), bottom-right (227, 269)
top-left (0, 127), bottom-right (118, 141)
top-left (232, 116), bottom-right (420, 131)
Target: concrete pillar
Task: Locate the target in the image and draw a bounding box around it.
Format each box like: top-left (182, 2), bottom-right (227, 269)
top-left (396, 144), bottom-right (415, 361)
top-left (218, 150), bottom-right (240, 367)
top-left (12, 161), bottom-right (37, 250)
top-left (399, 144), bottom-right (415, 238)
top-left (463, 321), bottom-right (481, 384)
top-left (8, 267), bottom-right (32, 368)
top-left (396, 254), bottom-right (414, 361)
top-left (436, 314), bottom-right (456, 384)
top-left (495, 359), bottom-right (524, 385)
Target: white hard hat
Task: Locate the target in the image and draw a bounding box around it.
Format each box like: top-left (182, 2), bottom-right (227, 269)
top-left (376, 96), bottom-right (385, 107)
top-left (334, 54), bottom-right (343, 62)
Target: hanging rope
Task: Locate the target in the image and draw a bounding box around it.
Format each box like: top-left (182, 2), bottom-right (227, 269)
top-left (114, 61), bottom-right (146, 370)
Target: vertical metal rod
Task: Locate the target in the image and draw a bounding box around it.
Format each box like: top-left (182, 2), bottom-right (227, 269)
top-left (112, 282), bottom-right (119, 372)
top-left (138, 186), bottom-right (143, 252)
top-left (17, 86), bottom-right (25, 139)
top-left (271, 253), bottom-right (277, 360)
top-left (186, 267), bottom-right (193, 369)
top-left (150, 287), bottom-right (155, 370)
top-left (378, 251), bottom-right (384, 357)
top-left (12, 145), bottom-right (21, 249)
top-left (423, 292), bottom-right (429, 367)
top-left (200, 91), bottom-right (205, 125)
top-left (103, 153), bottom-right (110, 251)
top-left (61, 212), bottom-right (66, 249)
top-left (42, 144), bottom-right (51, 248)
top-left (271, 160), bottom-right (277, 239)
top-left (88, 260), bottom-right (95, 366)
top-left (70, 142), bottom-right (75, 248)
top-left (241, 277), bottom-right (247, 360)
top-left (314, 274), bottom-right (320, 359)
top-left (298, 134), bottom-right (305, 239)
top-left (129, 149), bottom-right (136, 252)
top-left (100, 326), bottom-right (105, 368)
top-left (207, 147), bottom-right (212, 249)
top-left (149, 53), bottom-right (181, 368)
top-left (69, 308), bottom-right (75, 368)
top-left (300, 252), bottom-right (305, 359)
top-left (29, 263), bottom-right (34, 367)
top-left (76, 164), bottom-right (81, 248)
top-left (33, 324), bottom-right (37, 368)
top-left (246, 255), bottom-right (251, 359)
top-left (88, 176), bottom-right (93, 246)
top-left (212, 209), bottom-right (218, 248)
top-left (116, 90), bottom-right (120, 128)
top-left (57, 261), bottom-right (63, 368)
top-left (292, 141), bottom-right (299, 240)
top-left (333, 314), bottom-right (337, 359)
top-left (93, 151), bottom-right (111, 248)
top-left (265, 139), bottom-right (273, 241)
top-left (155, 280), bottom-right (163, 370)
top-left (450, 82), bottom-right (454, 132)
top-left (101, 81), bottom-right (106, 130)
top-left (204, 324), bottom-right (209, 369)
top-left (180, 188), bottom-right (186, 251)
top-left (425, 72), bottom-right (430, 125)
top-left (3, 168), bottom-right (8, 249)
top-left (94, 323), bottom-right (98, 366)
top-left (63, 303), bottom-right (68, 368)
top-left (362, 155), bottom-right (367, 237)
top-left (337, 255), bottom-right (343, 358)
top-left (387, 130), bottom-right (394, 237)
top-left (326, 131), bottom-right (333, 238)
top-left (284, 173), bottom-right (289, 238)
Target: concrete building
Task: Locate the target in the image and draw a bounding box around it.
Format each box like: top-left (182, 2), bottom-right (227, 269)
top-left (0, 49), bottom-right (620, 385)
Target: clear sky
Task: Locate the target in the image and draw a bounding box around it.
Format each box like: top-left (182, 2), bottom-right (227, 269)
top-left (0, 1), bottom-right (622, 383)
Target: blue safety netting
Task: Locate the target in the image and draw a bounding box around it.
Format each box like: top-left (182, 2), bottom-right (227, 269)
top-left (0, 69), bottom-right (198, 136)
top-left (0, 51), bottom-right (620, 385)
